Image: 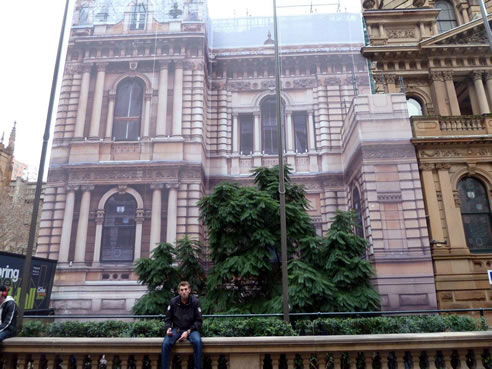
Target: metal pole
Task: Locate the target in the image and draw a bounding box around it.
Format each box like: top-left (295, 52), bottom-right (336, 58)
top-left (17, 0), bottom-right (70, 329)
top-left (479, 0), bottom-right (492, 53)
top-left (272, 0), bottom-right (290, 323)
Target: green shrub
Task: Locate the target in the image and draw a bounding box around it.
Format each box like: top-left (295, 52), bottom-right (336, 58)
top-left (202, 318), bottom-right (296, 337)
top-left (123, 320), bottom-right (166, 337)
top-left (19, 320), bottom-right (48, 337)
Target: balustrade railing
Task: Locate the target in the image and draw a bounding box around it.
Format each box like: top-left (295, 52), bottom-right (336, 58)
top-left (439, 117), bottom-right (485, 132)
top-left (1, 332), bottom-right (492, 369)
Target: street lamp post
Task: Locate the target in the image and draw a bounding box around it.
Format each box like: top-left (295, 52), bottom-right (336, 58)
top-left (17, 0), bottom-right (70, 329)
top-left (272, 0), bottom-right (290, 323)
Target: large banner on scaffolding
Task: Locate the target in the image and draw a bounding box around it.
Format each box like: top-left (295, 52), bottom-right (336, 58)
top-left (0, 251), bottom-right (57, 310)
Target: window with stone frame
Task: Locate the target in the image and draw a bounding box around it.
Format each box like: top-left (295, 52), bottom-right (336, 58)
top-left (406, 97), bottom-right (424, 117)
top-left (352, 187), bottom-right (365, 239)
top-left (130, 2), bottom-right (147, 30)
top-left (293, 111), bottom-right (308, 153)
top-left (113, 77), bottom-right (144, 141)
top-left (261, 96), bottom-right (285, 155)
top-left (435, 1), bottom-right (457, 33)
top-left (457, 176), bottom-right (492, 252)
top-left (240, 114), bottom-right (254, 155)
top-left (101, 193), bottom-right (137, 262)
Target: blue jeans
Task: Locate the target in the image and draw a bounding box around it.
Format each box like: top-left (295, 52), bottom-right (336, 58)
top-left (161, 328), bottom-right (202, 369)
top-left (0, 330), bottom-right (15, 343)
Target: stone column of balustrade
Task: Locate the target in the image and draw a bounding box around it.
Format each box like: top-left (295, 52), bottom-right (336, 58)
top-left (166, 184), bottom-right (179, 244)
top-left (172, 61), bottom-right (184, 136)
top-left (149, 183), bottom-right (164, 252)
top-left (74, 185), bottom-right (94, 263)
top-left (58, 185), bottom-right (79, 263)
top-left (89, 63), bottom-right (108, 138)
top-left (74, 64), bottom-right (92, 138)
top-left (472, 71), bottom-right (491, 114)
top-left (155, 61), bottom-right (169, 137)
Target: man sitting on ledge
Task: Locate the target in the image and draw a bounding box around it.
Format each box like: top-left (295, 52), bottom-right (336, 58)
top-left (0, 285), bottom-right (17, 343)
top-left (161, 281), bottom-right (203, 369)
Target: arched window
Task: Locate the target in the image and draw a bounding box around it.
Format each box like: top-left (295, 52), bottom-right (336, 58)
top-left (352, 187), bottom-right (365, 238)
top-left (113, 78), bottom-right (144, 141)
top-left (101, 193), bottom-right (137, 262)
top-left (130, 2), bottom-right (147, 30)
top-left (407, 97), bottom-right (424, 117)
top-left (436, 1), bottom-right (457, 33)
top-left (261, 96), bottom-right (285, 155)
top-left (457, 177), bottom-right (492, 252)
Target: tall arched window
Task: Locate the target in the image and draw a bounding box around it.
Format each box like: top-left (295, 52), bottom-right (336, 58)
top-left (457, 177), bottom-right (492, 252)
top-left (436, 1), bottom-right (457, 33)
top-left (101, 193), bottom-right (137, 262)
top-left (407, 97), bottom-right (424, 117)
top-left (113, 78), bottom-right (144, 141)
top-left (261, 96), bottom-right (285, 155)
top-left (130, 2), bottom-right (147, 30)
top-left (352, 187), bottom-right (365, 238)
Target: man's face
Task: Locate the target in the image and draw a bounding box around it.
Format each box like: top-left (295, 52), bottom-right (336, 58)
top-left (178, 285), bottom-right (190, 301)
top-left (0, 295), bottom-right (5, 305)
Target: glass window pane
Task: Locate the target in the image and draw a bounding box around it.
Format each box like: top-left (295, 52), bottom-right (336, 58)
top-left (293, 112), bottom-right (308, 153)
top-left (436, 1), bottom-right (457, 33)
top-left (261, 97), bottom-right (285, 154)
top-left (407, 98), bottom-right (423, 117)
top-left (114, 78), bottom-right (143, 140)
top-left (240, 115), bottom-right (254, 155)
top-left (352, 187), bottom-right (364, 238)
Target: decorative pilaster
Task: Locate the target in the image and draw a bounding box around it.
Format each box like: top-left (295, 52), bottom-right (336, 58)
top-left (105, 92), bottom-right (116, 139)
top-left (419, 164), bottom-right (444, 244)
top-left (484, 71), bottom-right (492, 112)
top-left (166, 184), bottom-right (179, 244)
top-left (467, 79), bottom-right (480, 115)
top-left (74, 185), bottom-right (94, 263)
top-left (472, 71), bottom-right (490, 114)
top-left (286, 112), bottom-right (294, 152)
top-left (142, 90), bottom-right (153, 138)
top-left (172, 61), bottom-right (184, 136)
top-left (92, 209), bottom-right (105, 263)
top-left (74, 64), bottom-right (92, 138)
top-left (253, 113), bottom-right (261, 154)
top-left (89, 63), bottom-right (107, 138)
top-left (134, 208), bottom-right (144, 260)
top-left (150, 184), bottom-right (164, 252)
top-left (430, 72), bottom-right (450, 116)
top-left (443, 72), bottom-right (460, 116)
top-left (58, 185), bottom-right (79, 262)
top-left (435, 163), bottom-right (467, 248)
top-left (232, 114), bottom-right (239, 153)
top-left (156, 61), bottom-right (169, 137)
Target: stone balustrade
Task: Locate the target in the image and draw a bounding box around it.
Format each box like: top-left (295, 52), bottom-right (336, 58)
top-left (412, 115), bottom-right (492, 137)
top-left (1, 332), bottom-right (492, 369)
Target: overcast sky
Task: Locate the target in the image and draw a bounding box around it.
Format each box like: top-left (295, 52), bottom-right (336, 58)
top-left (0, 0), bottom-right (361, 175)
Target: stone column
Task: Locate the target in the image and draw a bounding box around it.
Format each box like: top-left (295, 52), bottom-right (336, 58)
top-left (134, 209), bottom-right (144, 260)
top-left (74, 64), bottom-right (92, 138)
top-left (172, 61), bottom-right (184, 136)
top-left (472, 71), bottom-right (490, 114)
top-left (467, 79), bottom-right (480, 115)
top-left (89, 63), bottom-right (107, 138)
top-left (74, 185), bottom-right (94, 263)
top-left (436, 164), bottom-right (467, 248)
top-left (286, 112), bottom-right (294, 152)
top-left (166, 184), bottom-right (179, 244)
top-left (420, 164), bottom-right (444, 243)
top-left (142, 91), bottom-right (152, 138)
top-left (105, 92), bottom-right (116, 139)
top-left (156, 61), bottom-right (169, 137)
top-left (149, 184), bottom-right (164, 252)
top-left (307, 111), bottom-right (316, 151)
top-left (443, 72), bottom-right (461, 116)
top-left (92, 209), bottom-right (105, 263)
top-left (58, 185), bottom-right (79, 262)
top-left (430, 72), bottom-right (450, 116)
top-left (485, 72), bottom-right (492, 111)
top-left (232, 114), bottom-right (239, 153)
top-left (253, 113), bottom-right (261, 154)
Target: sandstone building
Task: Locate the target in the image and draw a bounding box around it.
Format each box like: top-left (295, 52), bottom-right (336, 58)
top-left (37, 0), bottom-right (437, 314)
top-left (0, 124), bottom-right (16, 188)
top-left (362, 0), bottom-right (492, 317)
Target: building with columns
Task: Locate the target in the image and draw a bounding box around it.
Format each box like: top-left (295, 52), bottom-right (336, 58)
top-left (37, 0), bottom-right (438, 314)
top-left (362, 0), bottom-right (492, 318)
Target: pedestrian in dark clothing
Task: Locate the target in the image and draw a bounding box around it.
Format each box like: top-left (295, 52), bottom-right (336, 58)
top-left (161, 281), bottom-right (203, 369)
top-left (0, 285), bottom-right (17, 342)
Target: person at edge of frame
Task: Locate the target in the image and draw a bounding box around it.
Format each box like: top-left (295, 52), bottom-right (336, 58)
top-left (161, 281), bottom-right (203, 369)
top-left (0, 285), bottom-right (18, 343)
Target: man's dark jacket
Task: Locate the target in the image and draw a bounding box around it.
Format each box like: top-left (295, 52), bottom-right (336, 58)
top-left (0, 296), bottom-right (18, 337)
top-left (164, 295), bottom-right (202, 333)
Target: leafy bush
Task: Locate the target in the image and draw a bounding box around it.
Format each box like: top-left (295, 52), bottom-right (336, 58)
top-left (202, 318), bottom-right (296, 337)
top-left (19, 314), bottom-right (486, 337)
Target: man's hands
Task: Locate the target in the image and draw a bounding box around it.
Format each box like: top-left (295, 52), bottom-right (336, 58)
top-left (167, 328), bottom-right (191, 342)
top-left (177, 329), bottom-right (190, 342)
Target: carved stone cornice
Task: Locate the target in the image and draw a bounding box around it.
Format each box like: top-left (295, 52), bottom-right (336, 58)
top-left (418, 145), bottom-right (492, 159)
